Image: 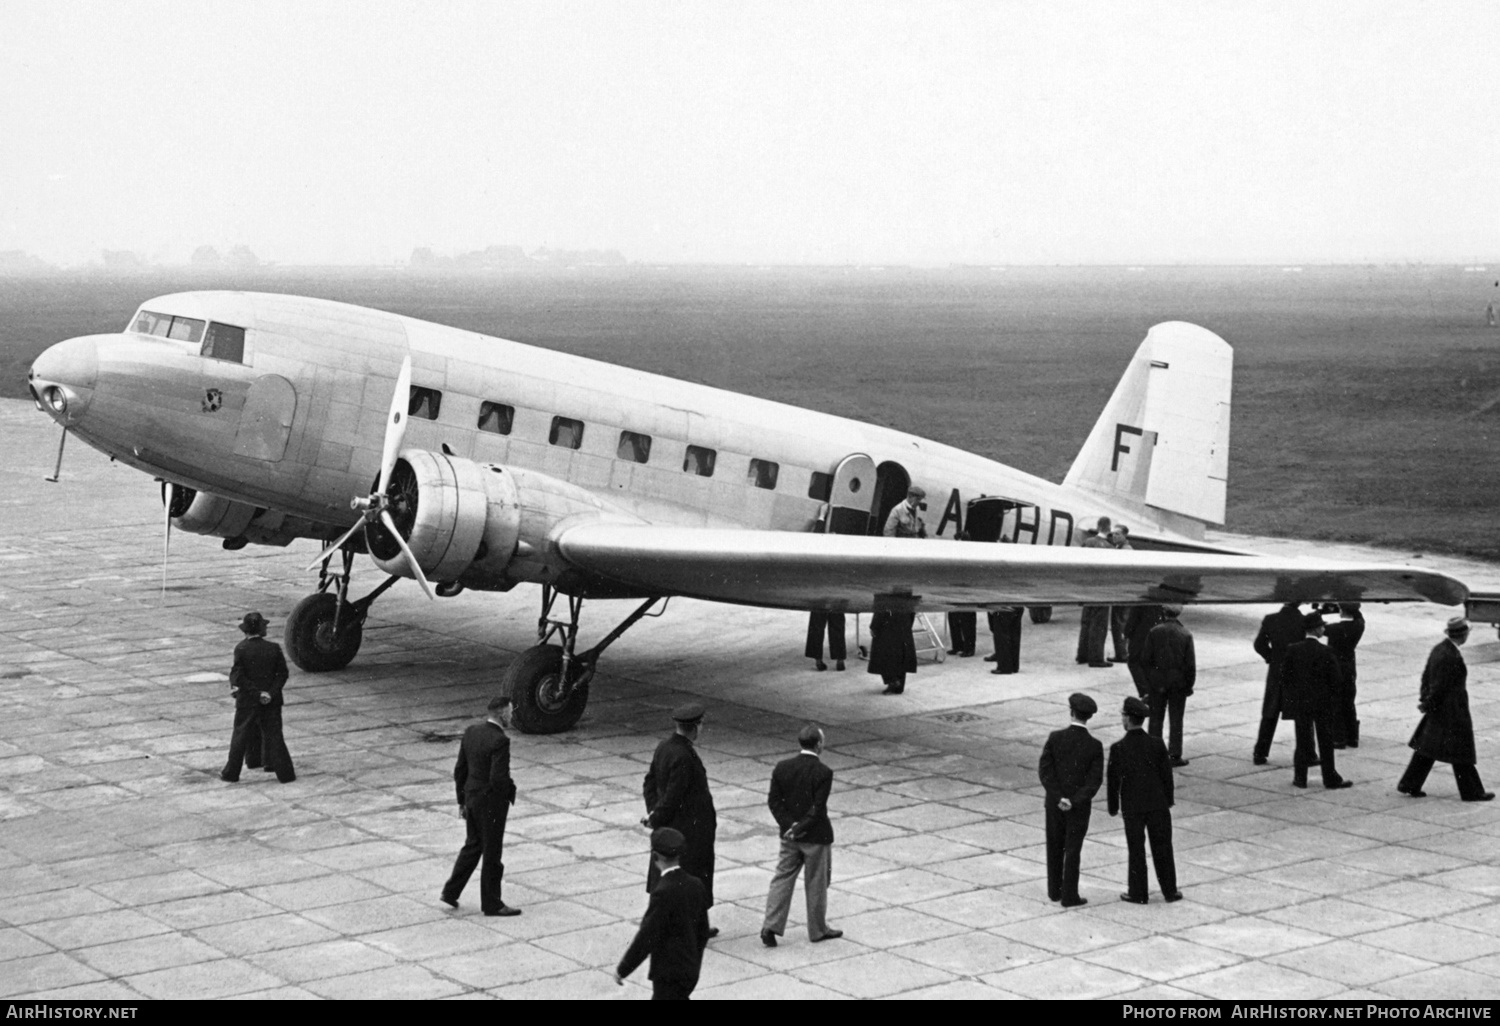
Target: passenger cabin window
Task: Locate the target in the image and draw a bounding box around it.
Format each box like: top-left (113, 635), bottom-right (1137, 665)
top-left (478, 401), bottom-right (514, 435)
top-left (749, 459), bottom-right (779, 490)
top-left (808, 472), bottom-right (832, 501)
top-left (408, 386), bottom-right (442, 421)
top-left (132, 310), bottom-right (205, 344)
top-left (550, 416), bottom-right (584, 450)
top-left (618, 431), bottom-right (651, 463)
top-left (683, 445), bottom-right (716, 477)
top-left (201, 322), bottom-right (245, 363)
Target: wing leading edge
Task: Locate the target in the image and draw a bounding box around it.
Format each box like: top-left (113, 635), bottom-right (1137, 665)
top-left (555, 525), bottom-right (1468, 611)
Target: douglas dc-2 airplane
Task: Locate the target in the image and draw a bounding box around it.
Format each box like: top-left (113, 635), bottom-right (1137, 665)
top-left (27, 292), bottom-right (1468, 732)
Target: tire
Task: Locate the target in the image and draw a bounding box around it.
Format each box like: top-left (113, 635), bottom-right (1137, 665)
top-left (503, 644), bottom-right (589, 734)
top-left (1028, 605), bottom-right (1053, 625)
top-left (284, 592), bottom-right (364, 672)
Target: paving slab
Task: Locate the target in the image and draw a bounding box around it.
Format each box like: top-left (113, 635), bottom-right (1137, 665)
top-left (2, 399), bottom-right (1499, 1000)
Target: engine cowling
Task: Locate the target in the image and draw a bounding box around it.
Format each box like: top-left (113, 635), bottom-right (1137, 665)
top-left (366, 449), bottom-right (642, 589)
top-left (166, 486), bottom-right (335, 549)
top-left (368, 450), bottom-right (521, 584)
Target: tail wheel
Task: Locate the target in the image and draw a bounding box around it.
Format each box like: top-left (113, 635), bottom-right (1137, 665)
top-left (1028, 605), bottom-right (1053, 624)
top-left (503, 644), bottom-right (590, 734)
top-left (285, 592), bottom-right (364, 672)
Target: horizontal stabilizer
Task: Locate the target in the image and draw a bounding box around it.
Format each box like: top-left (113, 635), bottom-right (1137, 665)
top-left (556, 524), bottom-right (1466, 612)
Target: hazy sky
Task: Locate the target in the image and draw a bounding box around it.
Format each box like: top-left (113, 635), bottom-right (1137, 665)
top-left (2, 1), bottom-right (1496, 266)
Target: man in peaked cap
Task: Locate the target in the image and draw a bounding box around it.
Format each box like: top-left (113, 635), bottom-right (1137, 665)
top-left (616, 827), bottom-right (711, 1000)
top-left (642, 702), bottom-right (720, 934)
top-left (221, 611), bottom-right (296, 784)
top-left (1398, 617), bottom-right (1495, 802)
top-left (1037, 692), bottom-right (1104, 907)
top-left (1108, 696), bottom-right (1181, 904)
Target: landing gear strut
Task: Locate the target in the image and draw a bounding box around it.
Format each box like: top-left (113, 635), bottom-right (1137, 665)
top-left (502, 585), bottom-right (665, 734)
top-left (285, 547), bottom-right (401, 672)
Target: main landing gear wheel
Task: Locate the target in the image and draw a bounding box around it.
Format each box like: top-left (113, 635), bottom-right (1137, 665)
top-left (502, 644), bottom-right (590, 734)
top-left (285, 592), bottom-right (364, 672)
top-left (1028, 605), bottom-right (1053, 624)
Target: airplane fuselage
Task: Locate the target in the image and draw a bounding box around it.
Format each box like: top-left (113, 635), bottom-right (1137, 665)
top-left (32, 291), bottom-right (1173, 593)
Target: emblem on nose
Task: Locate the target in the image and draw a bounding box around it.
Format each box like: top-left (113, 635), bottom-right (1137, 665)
top-left (203, 388), bottom-right (223, 413)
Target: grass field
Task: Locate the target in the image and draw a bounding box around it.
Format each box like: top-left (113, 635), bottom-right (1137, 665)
top-left (4, 265), bottom-right (1498, 558)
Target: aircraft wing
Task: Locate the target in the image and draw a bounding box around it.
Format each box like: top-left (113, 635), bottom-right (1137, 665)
top-left (555, 525), bottom-right (1468, 610)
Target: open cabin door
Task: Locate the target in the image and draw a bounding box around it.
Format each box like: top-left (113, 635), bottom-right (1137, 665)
top-left (966, 495), bottom-right (1035, 544)
top-left (827, 454), bottom-right (877, 535)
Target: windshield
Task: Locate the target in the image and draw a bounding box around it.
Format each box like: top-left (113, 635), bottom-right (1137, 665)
top-left (131, 309), bottom-right (205, 344)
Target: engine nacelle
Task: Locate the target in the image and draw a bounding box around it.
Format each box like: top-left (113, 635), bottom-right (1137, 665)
top-left (369, 450), bottom-right (522, 583)
top-left (367, 450), bottom-right (643, 589)
top-left (166, 486), bottom-right (333, 549)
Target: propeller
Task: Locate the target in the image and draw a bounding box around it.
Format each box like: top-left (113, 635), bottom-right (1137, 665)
top-left (305, 356), bottom-right (435, 599)
top-left (161, 480), bottom-right (173, 599)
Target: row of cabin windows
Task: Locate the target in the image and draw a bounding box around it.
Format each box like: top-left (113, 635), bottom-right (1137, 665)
top-left (409, 385), bottom-right (804, 493)
top-left (133, 310), bottom-right (246, 363)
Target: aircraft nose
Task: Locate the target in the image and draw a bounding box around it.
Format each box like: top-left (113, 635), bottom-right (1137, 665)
top-left (29, 335), bottom-right (99, 423)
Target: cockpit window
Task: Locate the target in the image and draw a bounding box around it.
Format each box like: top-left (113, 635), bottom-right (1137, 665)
top-left (201, 323), bottom-right (245, 363)
top-left (132, 310), bottom-right (205, 344)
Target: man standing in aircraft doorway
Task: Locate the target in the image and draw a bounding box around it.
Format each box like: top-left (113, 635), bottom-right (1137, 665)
top-left (643, 704), bottom-right (720, 936)
top-left (883, 486), bottom-right (928, 538)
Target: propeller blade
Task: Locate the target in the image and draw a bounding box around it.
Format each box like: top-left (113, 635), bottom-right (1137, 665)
top-left (375, 356), bottom-right (412, 498)
top-left (380, 510), bottom-right (436, 600)
top-left (162, 481), bottom-right (172, 598)
top-left (305, 519), bottom-right (365, 572)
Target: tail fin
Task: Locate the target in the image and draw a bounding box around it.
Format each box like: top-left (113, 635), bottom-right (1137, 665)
top-left (1063, 321), bottom-right (1232, 528)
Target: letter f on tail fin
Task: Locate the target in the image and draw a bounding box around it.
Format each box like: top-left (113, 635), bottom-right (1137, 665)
top-left (1063, 322), bottom-right (1232, 531)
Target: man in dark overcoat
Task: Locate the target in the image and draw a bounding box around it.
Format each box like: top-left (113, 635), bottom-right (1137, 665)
top-left (643, 703), bottom-right (719, 929)
top-left (1281, 613), bottom-right (1352, 790)
top-left (1123, 604), bottom-right (1165, 697)
top-left (1324, 603), bottom-right (1365, 747)
top-left (615, 828), bottom-right (711, 1000)
top-left (1252, 602), bottom-right (1304, 764)
top-left (221, 611), bottom-right (296, 783)
top-left (1076, 522), bottom-right (1113, 668)
top-left (441, 694), bottom-right (520, 916)
top-left (867, 608), bottom-right (917, 694)
top-left (1139, 605), bottom-right (1195, 766)
top-left (1398, 617), bottom-right (1494, 801)
top-left (1107, 697), bottom-right (1181, 905)
top-left (1037, 692), bottom-right (1104, 908)
top-left (760, 724), bottom-right (842, 946)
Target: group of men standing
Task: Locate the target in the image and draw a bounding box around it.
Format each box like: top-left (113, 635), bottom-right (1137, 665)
top-left (439, 698), bottom-right (842, 1000)
top-left (1038, 692), bottom-right (1182, 908)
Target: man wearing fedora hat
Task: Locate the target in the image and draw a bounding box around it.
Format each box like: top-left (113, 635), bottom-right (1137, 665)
top-left (643, 703), bottom-right (719, 935)
top-left (615, 827), bottom-right (711, 1000)
top-left (1281, 612), bottom-right (1352, 790)
top-left (1038, 692), bottom-right (1104, 907)
top-left (221, 611), bottom-right (295, 784)
top-left (1398, 617), bottom-right (1495, 802)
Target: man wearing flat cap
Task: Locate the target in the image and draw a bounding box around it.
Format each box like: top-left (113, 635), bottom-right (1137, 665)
top-left (883, 486), bottom-right (928, 539)
top-left (221, 611), bottom-right (296, 784)
top-left (643, 703), bottom-right (719, 932)
top-left (441, 695), bottom-right (520, 916)
top-left (616, 827), bottom-right (711, 1000)
top-left (1107, 696), bottom-right (1181, 904)
top-left (1037, 692), bottom-right (1104, 907)
top-left (1280, 613), bottom-right (1351, 790)
top-left (1398, 617), bottom-right (1494, 802)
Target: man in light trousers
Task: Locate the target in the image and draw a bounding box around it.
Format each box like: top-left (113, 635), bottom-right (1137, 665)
top-left (760, 725), bottom-right (843, 946)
